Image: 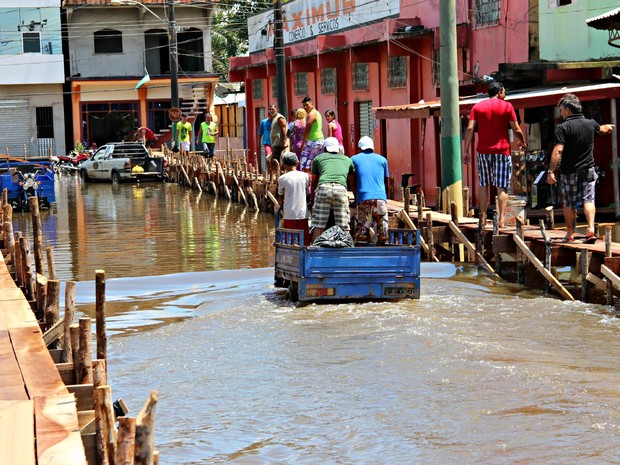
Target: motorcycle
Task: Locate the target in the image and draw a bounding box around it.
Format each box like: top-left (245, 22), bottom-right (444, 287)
top-left (15, 170), bottom-right (41, 212)
top-left (51, 150), bottom-right (91, 174)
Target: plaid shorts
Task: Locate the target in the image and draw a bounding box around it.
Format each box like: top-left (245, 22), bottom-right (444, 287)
top-left (300, 140), bottom-right (325, 171)
top-left (312, 183), bottom-right (350, 230)
top-left (477, 153), bottom-right (512, 188)
top-left (560, 168), bottom-right (597, 208)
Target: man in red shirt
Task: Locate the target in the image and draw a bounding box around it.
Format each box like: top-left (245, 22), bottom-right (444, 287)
top-left (463, 82), bottom-right (527, 227)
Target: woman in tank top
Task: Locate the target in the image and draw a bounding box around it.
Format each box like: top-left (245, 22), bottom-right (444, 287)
top-left (325, 110), bottom-right (344, 153)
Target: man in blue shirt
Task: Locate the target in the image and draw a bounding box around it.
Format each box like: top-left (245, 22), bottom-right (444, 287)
top-left (351, 136), bottom-right (390, 245)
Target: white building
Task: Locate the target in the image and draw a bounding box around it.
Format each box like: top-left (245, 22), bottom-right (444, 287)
top-left (0, 0), bottom-right (66, 157)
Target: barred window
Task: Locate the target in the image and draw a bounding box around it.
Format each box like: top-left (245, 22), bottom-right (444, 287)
top-left (352, 63), bottom-right (369, 91)
top-left (294, 73), bottom-right (308, 96)
top-left (252, 80), bottom-right (263, 101)
top-left (321, 68), bottom-right (336, 95)
top-left (475, 0), bottom-right (500, 28)
top-left (388, 56), bottom-right (407, 88)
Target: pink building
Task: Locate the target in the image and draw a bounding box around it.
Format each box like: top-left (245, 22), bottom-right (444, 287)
top-left (230, 0), bottom-right (530, 203)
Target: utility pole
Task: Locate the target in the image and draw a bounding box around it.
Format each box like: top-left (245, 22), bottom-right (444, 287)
top-left (168, 0), bottom-right (179, 141)
top-left (273, 0), bottom-right (288, 113)
top-left (439, 0), bottom-right (463, 216)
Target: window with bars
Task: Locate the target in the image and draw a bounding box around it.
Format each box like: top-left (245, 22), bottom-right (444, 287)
top-left (475, 0), bottom-right (500, 28)
top-left (252, 80), bottom-right (263, 101)
top-left (294, 73), bottom-right (308, 96)
top-left (321, 68), bottom-right (336, 95)
top-left (388, 56), bottom-right (407, 88)
top-left (352, 63), bottom-right (369, 91)
top-left (94, 29), bottom-right (122, 54)
top-left (36, 107), bottom-right (54, 139)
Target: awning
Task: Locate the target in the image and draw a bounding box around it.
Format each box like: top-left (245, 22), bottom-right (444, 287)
top-left (585, 7), bottom-right (620, 48)
top-left (586, 7), bottom-right (620, 30)
top-left (374, 82), bottom-right (620, 120)
top-left (213, 92), bottom-right (245, 107)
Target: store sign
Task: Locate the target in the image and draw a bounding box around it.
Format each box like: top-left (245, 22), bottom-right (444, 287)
top-left (248, 0), bottom-right (400, 53)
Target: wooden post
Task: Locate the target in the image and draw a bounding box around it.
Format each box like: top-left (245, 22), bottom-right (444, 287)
top-left (36, 279), bottom-right (47, 322)
top-left (463, 186), bottom-right (469, 217)
top-left (134, 390), bottom-right (158, 465)
top-left (78, 317), bottom-right (93, 384)
top-left (545, 206), bottom-right (555, 230)
top-left (606, 226), bottom-right (613, 306)
top-left (516, 218), bottom-right (525, 284)
top-left (493, 213), bottom-right (502, 275)
top-left (580, 249), bottom-right (590, 303)
top-left (417, 191), bottom-right (424, 227)
top-left (29, 196), bottom-right (44, 275)
top-left (116, 417), bottom-right (136, 465)
top-left (3, 204), bottom-right (14, 262)
top-left (476, 212), bottom-right (486, 266)
top-left (539, 220), bottom-right (552, 295)
top-left (46, 246), bottom-right (57, 280)
top-left (426, 212), bottom-right (435, 262)
top-left (70, 323), bottom-right (80, 381)
top-left (95, 270), bottom-right (107, 364)
top-left (403, 187), bottom-right (410, 214)
top-left (396, 209), bottom-right (438, 262)
top-left (62, 281), bottom-right (75, 363)
top-left (95, 385), bottom-right (117, 465)
top-left (435, 187), bottom-right (442, 212)
top-left (44, 279), bottom-right (61, 343)
top-left (14, 232), bottom-right (22, 287)
top-left (450, 202), bottom-right (460, 261)
top-left (93, 359), bottom-right (107, 388)
top-left (19, 236), bottom-right (35, 301)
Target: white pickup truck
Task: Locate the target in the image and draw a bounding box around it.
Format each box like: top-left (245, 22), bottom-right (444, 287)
top-left (79, 142), bottom-right (167, 183)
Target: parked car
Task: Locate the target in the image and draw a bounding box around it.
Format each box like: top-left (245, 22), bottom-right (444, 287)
top-left (79, 142), bottom-right (167, 183)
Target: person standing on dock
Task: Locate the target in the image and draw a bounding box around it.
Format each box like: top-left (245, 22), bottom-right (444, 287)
top-left (463, 82), bottom-right (527, 227)
top-left (310, 137), bottom-right (355, 242)
top-left (300, 96), bottom-right (325, 171)
top-left (197, 113), bottom-right (218, 159)
top-left (278, 152), bottom-right (310, 244)
top-left (351, 136), bottom-right (390, 245)
top-left (176, 114), bottom-right (192, 157)
top-left (268, 104), bottom-right (289, 169)
top-left (547, 93), bottom-right (615, 243)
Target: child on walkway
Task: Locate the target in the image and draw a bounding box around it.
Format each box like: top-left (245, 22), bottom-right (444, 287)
top-left (277, 152), bottom-right (310, 245)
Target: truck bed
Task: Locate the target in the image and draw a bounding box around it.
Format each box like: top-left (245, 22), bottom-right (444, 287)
top-left (275, 228), bottom-right (421, 302)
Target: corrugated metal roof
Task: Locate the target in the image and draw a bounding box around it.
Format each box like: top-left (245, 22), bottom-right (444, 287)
top-left (63, 0), bottom-right (216, 5)
top-left (374, 82), bottom-right (620, 119)
top-left (586, 7), bottom-right (620, 30)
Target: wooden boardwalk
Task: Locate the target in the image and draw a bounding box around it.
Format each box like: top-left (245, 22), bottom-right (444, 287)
top-left (162, 148), bottom-right (620, 303)
top-left (0, 197), bottom-right (158, 465)
top-left (0, 249), bottom-right (86, 465)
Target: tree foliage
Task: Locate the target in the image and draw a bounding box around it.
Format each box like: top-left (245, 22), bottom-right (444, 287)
top-left (212, 0), bottom-right (273, 79)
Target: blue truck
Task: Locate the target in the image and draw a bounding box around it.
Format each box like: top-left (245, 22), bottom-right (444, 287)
top-left (0, 159), bottom-right (56, 211)
top-left (274, 223), bottom-right (421, 302)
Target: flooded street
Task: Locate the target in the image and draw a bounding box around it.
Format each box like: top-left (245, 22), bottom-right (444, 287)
top-left (16, 176), bottom-right (620, 464)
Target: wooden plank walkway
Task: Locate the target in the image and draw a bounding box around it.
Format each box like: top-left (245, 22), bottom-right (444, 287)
top-left (0, 250), bottom-right (87, 465)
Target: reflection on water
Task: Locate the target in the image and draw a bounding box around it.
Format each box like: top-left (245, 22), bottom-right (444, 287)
top-left (11, 177), bottom-right (275, 281)
top-left (13, 176), bottom-right (620, 464)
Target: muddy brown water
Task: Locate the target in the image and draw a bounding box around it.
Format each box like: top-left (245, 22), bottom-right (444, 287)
top-left (11, 176), bottom-right (620, 464)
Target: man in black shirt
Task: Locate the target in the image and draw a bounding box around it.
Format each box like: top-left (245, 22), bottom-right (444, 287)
top-left (547, 93), bottom-right (614, 242)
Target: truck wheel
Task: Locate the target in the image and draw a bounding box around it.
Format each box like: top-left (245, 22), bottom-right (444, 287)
top-left (288, 281), bottom-right (299, 302)
top-left (80, 169), bottom-right (89, 182)
top-left (111, 171), bottom-right (121, 184)
top-left (274, 274), bottom-right (285, 288)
